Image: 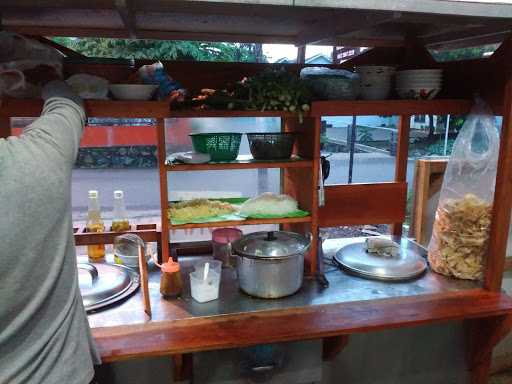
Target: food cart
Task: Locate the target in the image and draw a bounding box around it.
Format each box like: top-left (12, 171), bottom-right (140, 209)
top-left (2, 1), bottom-right (512, 383)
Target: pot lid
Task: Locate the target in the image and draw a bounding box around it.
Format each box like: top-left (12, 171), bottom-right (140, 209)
top-left (78, 262), bottom-right (140, 312)
top-left (233, 231), bottom-right (310, 259)
top-left (334, 239), bottom-right (427, 281)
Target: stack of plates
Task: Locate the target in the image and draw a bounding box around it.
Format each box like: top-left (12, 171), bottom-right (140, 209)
top-left (355, 66), bottom-right (395, 100)
top-left (396, 69), bottom-right (442, 100)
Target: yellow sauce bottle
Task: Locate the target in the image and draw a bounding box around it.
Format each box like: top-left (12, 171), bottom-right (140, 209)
top-left (87, 190), bottom-right (105, 262)
top-left (112, 190), bottom-right (131, 265)
top-left (111, 190), bottom-right (130, 232)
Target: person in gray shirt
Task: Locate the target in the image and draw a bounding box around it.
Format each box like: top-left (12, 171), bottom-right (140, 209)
top-left (0, 80), bottom-right (100, 384)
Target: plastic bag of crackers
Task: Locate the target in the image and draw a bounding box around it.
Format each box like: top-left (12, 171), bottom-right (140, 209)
top-left (428, 100), bottom-right (500, 280)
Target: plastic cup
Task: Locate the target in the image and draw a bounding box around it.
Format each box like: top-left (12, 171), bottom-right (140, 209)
top-left (194, 260), bottom-right (222, 276)
top-left (190, 267), bottom-right (221, 303)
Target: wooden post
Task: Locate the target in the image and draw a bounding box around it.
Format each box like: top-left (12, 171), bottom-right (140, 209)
top-left (484, 77), bottom-right (512, 291)
top-left (297, 46), bottom-right (306, 64)
top-left (322, 335), bottom-right (349, 361)
top-left (466, 314), bottom-right (512, 384)
top-left (0, 116), bottom-right (10, 138)
top-left (391, 114), bottom-right (410, 237)
top-left (172, 354), bottom-right (193, 382)
top-left (156, 118), bottom-right (170, 262)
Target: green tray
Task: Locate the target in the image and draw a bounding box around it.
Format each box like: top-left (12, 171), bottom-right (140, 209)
top-left (239, 209), bottom-right (310, 219)
top-left (168, 198), bottom-right (310, 225)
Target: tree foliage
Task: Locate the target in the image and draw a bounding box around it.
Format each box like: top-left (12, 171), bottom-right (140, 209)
top-left (51, 37), bottom-right (265, 62)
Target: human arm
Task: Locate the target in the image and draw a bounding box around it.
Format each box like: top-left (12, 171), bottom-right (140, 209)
top-left (22, 80), bottom-right (85, 163)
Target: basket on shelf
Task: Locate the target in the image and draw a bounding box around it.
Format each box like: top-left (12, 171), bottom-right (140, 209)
top-left (190, 133), bottom-right (242, 161)
top-left (247, 133), bottom-right (297, 160)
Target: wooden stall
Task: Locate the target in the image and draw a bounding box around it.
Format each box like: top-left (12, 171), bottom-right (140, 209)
top-left (3, 1), bottom-right (512, 383)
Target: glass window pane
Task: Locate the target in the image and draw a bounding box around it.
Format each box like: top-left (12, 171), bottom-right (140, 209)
top-left (321, 115), bottom-right (400, 185)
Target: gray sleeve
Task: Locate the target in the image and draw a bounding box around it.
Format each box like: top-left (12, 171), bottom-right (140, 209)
top-left (22, 97), bottom-right (86, 163)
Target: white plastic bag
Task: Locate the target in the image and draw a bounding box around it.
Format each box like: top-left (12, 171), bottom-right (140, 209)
top-left (428, 100), bottom-right (500, 280)
top-left (0, 32), bottom-right (63, 98)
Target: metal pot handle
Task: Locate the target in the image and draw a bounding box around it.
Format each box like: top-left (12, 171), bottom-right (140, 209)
top-left (77, 263), bottom-right (99, 282)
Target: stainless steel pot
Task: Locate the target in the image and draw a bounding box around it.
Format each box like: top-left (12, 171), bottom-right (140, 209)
top-left (231, 231), bottom-right (311, 299)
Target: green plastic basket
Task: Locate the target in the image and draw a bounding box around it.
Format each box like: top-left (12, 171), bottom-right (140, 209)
top-left (190, 133), bottom-right (242, 161)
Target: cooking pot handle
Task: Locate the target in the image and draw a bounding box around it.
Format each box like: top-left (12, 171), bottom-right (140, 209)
top-left (77, 263), bottom-right (99, 282)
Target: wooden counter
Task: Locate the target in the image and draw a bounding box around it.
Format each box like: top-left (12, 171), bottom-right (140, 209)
top-left (87, 238), bottom-right (512, 363)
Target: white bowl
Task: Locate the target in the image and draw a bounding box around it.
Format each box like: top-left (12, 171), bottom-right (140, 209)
top-left (397, 77), bottom-right (443, 84)
top-left (396, 80), bottom-right (442, 86)
top-left (361, 87), bottom-right (391, 100)
top-left (397, 69), bottom-right (442, 75)
top-left (109, 84), bottom-right (159, 100)
top-left (355, 66), bottom-right (396, 76)
top-left (396, 87), bottom-right (441, 100)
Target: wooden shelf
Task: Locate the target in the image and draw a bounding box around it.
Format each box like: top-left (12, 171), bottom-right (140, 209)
top-left (310, 99), bottom-right (475, 116)
top-left (168, 109), bottom-right (299, 118)
top-left (0, 99), bottom-right (170, 119)
top-left (169, 216), bottom-right (312, 229)
top-left (91, 286), bottom-right (512, 361)
top-left (3, 98), bottom-right (497, 119)
top-left (165, 156), bottom-right (313, 171)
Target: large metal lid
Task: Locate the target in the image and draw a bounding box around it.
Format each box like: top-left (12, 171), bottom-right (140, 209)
top-left (78, 263), bottom-right (140, 313)
top-left (334, 239), bottom-right (427, 281)
top-left (233, 231), bottom-right (310, 259)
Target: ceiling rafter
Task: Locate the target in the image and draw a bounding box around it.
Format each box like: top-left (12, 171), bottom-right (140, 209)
top-left (295, 11), bottom-right (400, 46)
top-left (114, 0), bottom-right (137, 39)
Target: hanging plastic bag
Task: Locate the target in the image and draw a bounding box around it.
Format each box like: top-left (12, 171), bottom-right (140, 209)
top-left (428, 99), bottom-right (500, 280)
top-left (0, 32), bottom-right (63, 98)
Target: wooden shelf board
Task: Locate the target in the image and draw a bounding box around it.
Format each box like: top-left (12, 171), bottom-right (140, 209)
top-left (169, 216), bottom-right (312, 229)
top-left (2, 98), bottom-right (492, 119)
top-left (168, 109), bottom-right (299, 118)
top-left (92, 288), bottom-right (512, 361)
top-left (0, 99), bottom-right (170, 119)
top-left (310, 99), bottom-right (475, 116)
top-left (165, 156), bottom-right (313, 171)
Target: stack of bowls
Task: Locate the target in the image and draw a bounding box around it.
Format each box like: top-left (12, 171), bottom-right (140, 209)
top-left (355, 66), bottom-right (395, 100)
top-left (396, 69), bottom-right (443, 100)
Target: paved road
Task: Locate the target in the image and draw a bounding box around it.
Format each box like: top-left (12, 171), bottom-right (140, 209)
top-left (71, 167), bottom-right (280, 219)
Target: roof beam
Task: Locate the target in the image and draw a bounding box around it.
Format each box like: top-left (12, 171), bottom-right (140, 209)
top-left (296, 11), bottom-right (399, 46)
top-left (114, 0), bottom-right (136, 39)
top-left (30, 36), bottom-right (87, 58)
top-left (423, 24), bottom-right (512, 48)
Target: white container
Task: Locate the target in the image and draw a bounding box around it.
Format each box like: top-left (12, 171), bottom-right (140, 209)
top-left (190, 270), bottom-right (221, 303)
top-left (190, 260), bottom-right (222, 303)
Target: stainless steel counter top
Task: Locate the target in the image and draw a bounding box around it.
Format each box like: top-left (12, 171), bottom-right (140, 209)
top-left (88, 237), bottom-right (478, 329)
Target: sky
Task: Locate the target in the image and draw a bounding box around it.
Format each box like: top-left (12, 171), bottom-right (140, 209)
top-left (262, 44), bottom-right (333, 63)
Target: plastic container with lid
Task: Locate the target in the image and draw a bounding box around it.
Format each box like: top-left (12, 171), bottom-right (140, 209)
top-left (212, 228), bottom-right (242, 267)
top-left (160, 259), bottom-right (183, 298)
top-left (190, 260), bottom-right (222, 303)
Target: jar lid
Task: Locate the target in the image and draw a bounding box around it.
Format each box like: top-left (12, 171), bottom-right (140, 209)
top-left (79, 262), bottom-right (139, 312)
top-left (232, 231), bottom-right (310, 259)
top-left (334, 239), bottom-right (427, 281)
top-left (161, 260), bottom-right (180, 273)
